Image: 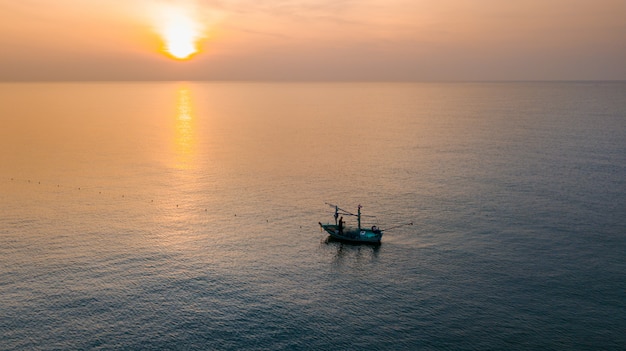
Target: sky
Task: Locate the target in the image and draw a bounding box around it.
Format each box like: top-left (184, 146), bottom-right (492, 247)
top-left (0, 0), bottom-right (624, 81)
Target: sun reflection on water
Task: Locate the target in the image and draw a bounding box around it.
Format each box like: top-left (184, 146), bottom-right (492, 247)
top-left (173, 86), bottom-right (196, 170)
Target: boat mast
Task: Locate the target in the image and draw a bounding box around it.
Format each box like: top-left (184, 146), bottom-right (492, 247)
top-left (357, 205), bottom-right (362, 231)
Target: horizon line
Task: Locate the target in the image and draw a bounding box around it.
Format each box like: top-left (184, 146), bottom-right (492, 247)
top-left (1, 79), bottom-right (625, 84)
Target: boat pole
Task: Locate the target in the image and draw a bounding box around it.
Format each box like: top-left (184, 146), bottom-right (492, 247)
top-left (383, 222), bottom-right (414, 231)
top-left (357, 205), bottom-right (362, 231)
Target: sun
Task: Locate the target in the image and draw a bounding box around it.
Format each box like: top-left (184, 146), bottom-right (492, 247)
top-left (157, 7), bottom-right (204, 60)
top-left (164, 17), bottom-right (198, 59)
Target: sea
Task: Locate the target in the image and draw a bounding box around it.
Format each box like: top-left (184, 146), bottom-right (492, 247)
top-left (0, 82), bottom-right (625, 350)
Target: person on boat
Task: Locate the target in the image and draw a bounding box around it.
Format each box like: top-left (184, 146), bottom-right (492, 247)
top-left (338, 216), bottom-right (344, 235)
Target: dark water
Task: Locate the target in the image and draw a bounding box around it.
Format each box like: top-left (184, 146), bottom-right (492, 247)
top-left (1, 82), bottom-right (625, 350)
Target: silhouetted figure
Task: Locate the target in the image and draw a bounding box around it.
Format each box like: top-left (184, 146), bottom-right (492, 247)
top-left (338, 216), bottom-right (344, 235)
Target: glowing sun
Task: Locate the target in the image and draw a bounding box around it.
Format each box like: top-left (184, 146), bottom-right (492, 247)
top-left (157, 8), bottom-right (204, 60)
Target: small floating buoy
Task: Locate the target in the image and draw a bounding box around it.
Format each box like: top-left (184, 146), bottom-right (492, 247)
top-left (176, 204), bottom-right (178, 207)
top-left (38, 181), bottom-right (40, 184)
top-left (78, 187), bottom-right (80, 190)
top-left (205, 209), bottom-right (207, 211)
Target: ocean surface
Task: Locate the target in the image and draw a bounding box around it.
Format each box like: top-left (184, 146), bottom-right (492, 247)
top-left (0, 82), bottom-right (625, 350)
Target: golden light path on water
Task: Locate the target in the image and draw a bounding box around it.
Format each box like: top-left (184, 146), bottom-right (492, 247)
top-left (173, 85), bottom-right (196, 170)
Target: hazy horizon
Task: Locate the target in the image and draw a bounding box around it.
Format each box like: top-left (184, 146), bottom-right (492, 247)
top-left (3, 79), bottom-right (626, 83)
top-left (1, 0), bottom-right (625, 81)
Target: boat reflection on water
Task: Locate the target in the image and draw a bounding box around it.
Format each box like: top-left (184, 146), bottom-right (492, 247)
top-left (322, 236), bottom-right (381, 265)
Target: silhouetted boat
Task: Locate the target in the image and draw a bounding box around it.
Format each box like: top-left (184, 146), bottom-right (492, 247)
top-left (318, 203), bottom-right (385, 243)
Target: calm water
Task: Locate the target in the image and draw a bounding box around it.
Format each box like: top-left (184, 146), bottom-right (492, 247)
top-left (1, 82), bottom-right (625, 350)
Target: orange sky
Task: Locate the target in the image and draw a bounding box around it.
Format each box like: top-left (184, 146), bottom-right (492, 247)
top-left (0, 0), bottom-right (624, 81)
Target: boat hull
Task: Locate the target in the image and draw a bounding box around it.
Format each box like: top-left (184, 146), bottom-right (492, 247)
top-left (319, 223), bottom-right (383, 243)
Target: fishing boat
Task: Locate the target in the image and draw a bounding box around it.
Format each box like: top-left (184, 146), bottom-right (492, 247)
top-left (319, 203), bottom-right (385, 243)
